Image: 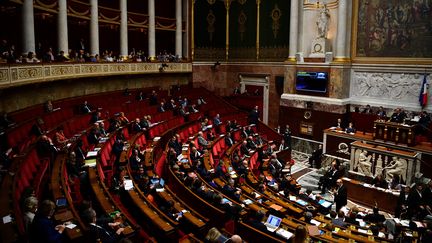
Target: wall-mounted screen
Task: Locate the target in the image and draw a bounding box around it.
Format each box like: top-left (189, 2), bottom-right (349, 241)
top-left (295, 71), bottom-right (328, 93)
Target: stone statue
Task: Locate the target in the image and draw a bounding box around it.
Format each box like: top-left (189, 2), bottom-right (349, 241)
top-left (384, 157), bottom-right (407, 182)
top-left (316, 4), bottom-right (330, 39)
top-left (358, 150), bottom-right (373, 177)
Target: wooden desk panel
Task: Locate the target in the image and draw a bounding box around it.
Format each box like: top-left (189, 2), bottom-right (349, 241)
top-left (342, 178), bottom-right (398, 213)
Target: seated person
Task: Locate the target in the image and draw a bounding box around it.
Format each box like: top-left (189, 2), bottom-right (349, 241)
top-left (371, 174), bottom-right (388, 189)
top-left (364, 206), bottom-right (386, 224)
top-left (239, 140), bottom-right (250, 155)
top-left (362, 104), bottom-right (373, 114)
top-left (334, 118), bottom-right (344, 129)
top-left (90, 111), bottom-right (102, 124)
top-left (390, 108), bottom-right (406, 123)
top-left (197, 131), bottom-right (209, 149)
top-left (131, 118), bottom-right (144, 132)
top-left (246, 136), bottom-right (257, 150)
top-left (224, 132), bottom-right (234, 147)
top-left (82, 208), bottom-right (124, 242)
top-left (330, 210), bottom-right (347, 227)
top-left (29, 200), bottom-right (65, 242)
top-left (53, 127), bottom-right (68, 148)
top-left (345, 122), bottom-right (356, 133)
top-left (247, 210), bottom-right (268, 233)
top-left (376, 106), bottom-right (387, 120)
top-left (161, 200), bottom-right (183, 221)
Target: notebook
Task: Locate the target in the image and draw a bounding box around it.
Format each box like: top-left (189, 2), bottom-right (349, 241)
top-left (264, 214), bottom-right (282, 232)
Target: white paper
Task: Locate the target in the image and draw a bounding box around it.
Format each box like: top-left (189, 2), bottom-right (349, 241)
top-left (156, 188), bottom-right (165, 192)
top-left (86, 151), bottom-right (98, 157)
top-left (124, 179), bottom-right (134, 190)
top-left (66, 223), bottom-right (77, 229)
top-left (2, 215), bottom-right (12, 224)
top-left (276, 228), bottom-right (294, 240)
top-left (310, 219), bottom-right (321, 226)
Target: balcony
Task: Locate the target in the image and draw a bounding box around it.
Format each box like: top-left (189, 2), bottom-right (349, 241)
top-left (0, 62), bottom-right (192, 88)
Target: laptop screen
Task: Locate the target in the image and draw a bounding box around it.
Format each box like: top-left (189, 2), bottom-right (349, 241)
top-left (266, 214), bottom-right (282, 228)
top-left (56, 198), bottom-right (67, 207)
top-left (159, 178), bottom-right (165, 187)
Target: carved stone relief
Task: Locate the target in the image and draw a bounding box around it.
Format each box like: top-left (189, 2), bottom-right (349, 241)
top-left (350, 146), bottom-right (418, 185)
top-left (351, 71), bottom-right (430, 105)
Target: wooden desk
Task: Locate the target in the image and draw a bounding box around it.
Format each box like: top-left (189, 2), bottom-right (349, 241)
top-left (373, 121), bottom-right (415, 146)
top-left (88, 167), bottom-right (135, 236)
top-left (342, 178), bottom-right (399, 213)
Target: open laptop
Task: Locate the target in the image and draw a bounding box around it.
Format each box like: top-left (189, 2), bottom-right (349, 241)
top-left (55, 197), bottom-right (67, 208)
top-left (264, 214), bottom-right (282, 232)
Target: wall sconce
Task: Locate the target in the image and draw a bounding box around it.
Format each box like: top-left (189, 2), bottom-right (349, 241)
top-left (211, 61), bottom-right (221, 71)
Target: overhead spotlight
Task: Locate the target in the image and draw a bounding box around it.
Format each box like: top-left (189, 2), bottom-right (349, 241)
top-left (211, 61), bottom-right (221, 71)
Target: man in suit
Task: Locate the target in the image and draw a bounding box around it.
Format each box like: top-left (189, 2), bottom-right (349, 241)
top-left (248, 106), bottom-right (260, 125)
top-left (82, 208), bottom-right (124, 243)
top-left (29, 200), bottom-right (65, 243)
top-left (333, 179), bottom-right (347, 212)
top-left (364, 206), bottom-right (386, 224)
top-left (283, 125), bottom-right (292, 149)
top-left (81, 100), bottom-right (92, 114)
top-left (376, 106), bottom-right (387, 120)
top-left (225, 132), bottom-right (234, 147)
top-left (247, 210), bottom-right (268, 233)
top-left (197, 131), bottom-right (209, 149)
top-left (158, 102), bottom-right (166, 112)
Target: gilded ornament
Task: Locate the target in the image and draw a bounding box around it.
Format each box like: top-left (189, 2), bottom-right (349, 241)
top-left (271, 4), bottom-right (281, 39)
top-left (207, 0), bottom-right (216, 5)
top-left (207, 10), bottom-right (216, 42)
top-left (238, 10), bottom-right (247, 42)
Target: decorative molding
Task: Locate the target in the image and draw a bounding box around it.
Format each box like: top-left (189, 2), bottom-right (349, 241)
top-left (0, 63), bottom-right (192, 88)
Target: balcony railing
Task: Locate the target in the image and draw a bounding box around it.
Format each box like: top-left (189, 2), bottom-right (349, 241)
top-left (0, 62), bottom-right (192, 88)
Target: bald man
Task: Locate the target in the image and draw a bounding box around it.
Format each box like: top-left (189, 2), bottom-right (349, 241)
top-left (334, 179), bottom-right (347, 212)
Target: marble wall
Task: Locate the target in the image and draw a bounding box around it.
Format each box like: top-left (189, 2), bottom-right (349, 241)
top-left (192, 62), bottom-right (288, 127)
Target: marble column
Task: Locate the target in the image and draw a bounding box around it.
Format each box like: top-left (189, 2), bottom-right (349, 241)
top-left (288, 0), bottom-right (299, 62)
top-left (182, 0), bottom-right (189, 59)
top-left (22, 0), bottom-right (35, 55)
top-left (148, 0), bottom-right (156, 60)
top-left (334, 0), bottom-right (348, 61)
top-left (90, 0), bottom-right (99, 56)
top-left (120, 0), bottom-right (128, 58)
top-left (175, 0), bottom-right (182, 58)
top-left (57, 0), bottom-right (69, 55)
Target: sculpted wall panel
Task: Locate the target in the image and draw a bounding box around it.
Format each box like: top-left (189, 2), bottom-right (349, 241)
top-left (351, 70), bottom-right (431, 109)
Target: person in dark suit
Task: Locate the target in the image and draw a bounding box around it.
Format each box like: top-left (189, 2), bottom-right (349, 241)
top-left (283, 125), bottom-right (292, 148)
top-left (364, 207), bottom-right (386, 224)
top-left (334, 118), bottom-right (344, 129)
top-left (81, 100), bottom-right (92, 114)
top-left (247, 210), bottom-right (268, 233)
top-left (149, 90), bottom-right (158, 105)
top-left (248, 106), bottom-right (260, 125)
top-left (407, 183), bottom-right (424, 218)
top-left (82, 208), bottom-right (124, 243)
top-left (157, 102), bottom-right (165, 112)
top-left (246, 136), bottom-right (257, 150)
top-left (29, 200), bottom-right (65, 243)
top-left (225, 132), bottom-right (234, 147)
top-left (189, 147), bottom-right (202, 166)
top-left (376, 106), bottom-right (387, 120)
top-left (333, 179), bottom-right (347, 212)
top-left (239, 140), bottom-right (250, 156)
